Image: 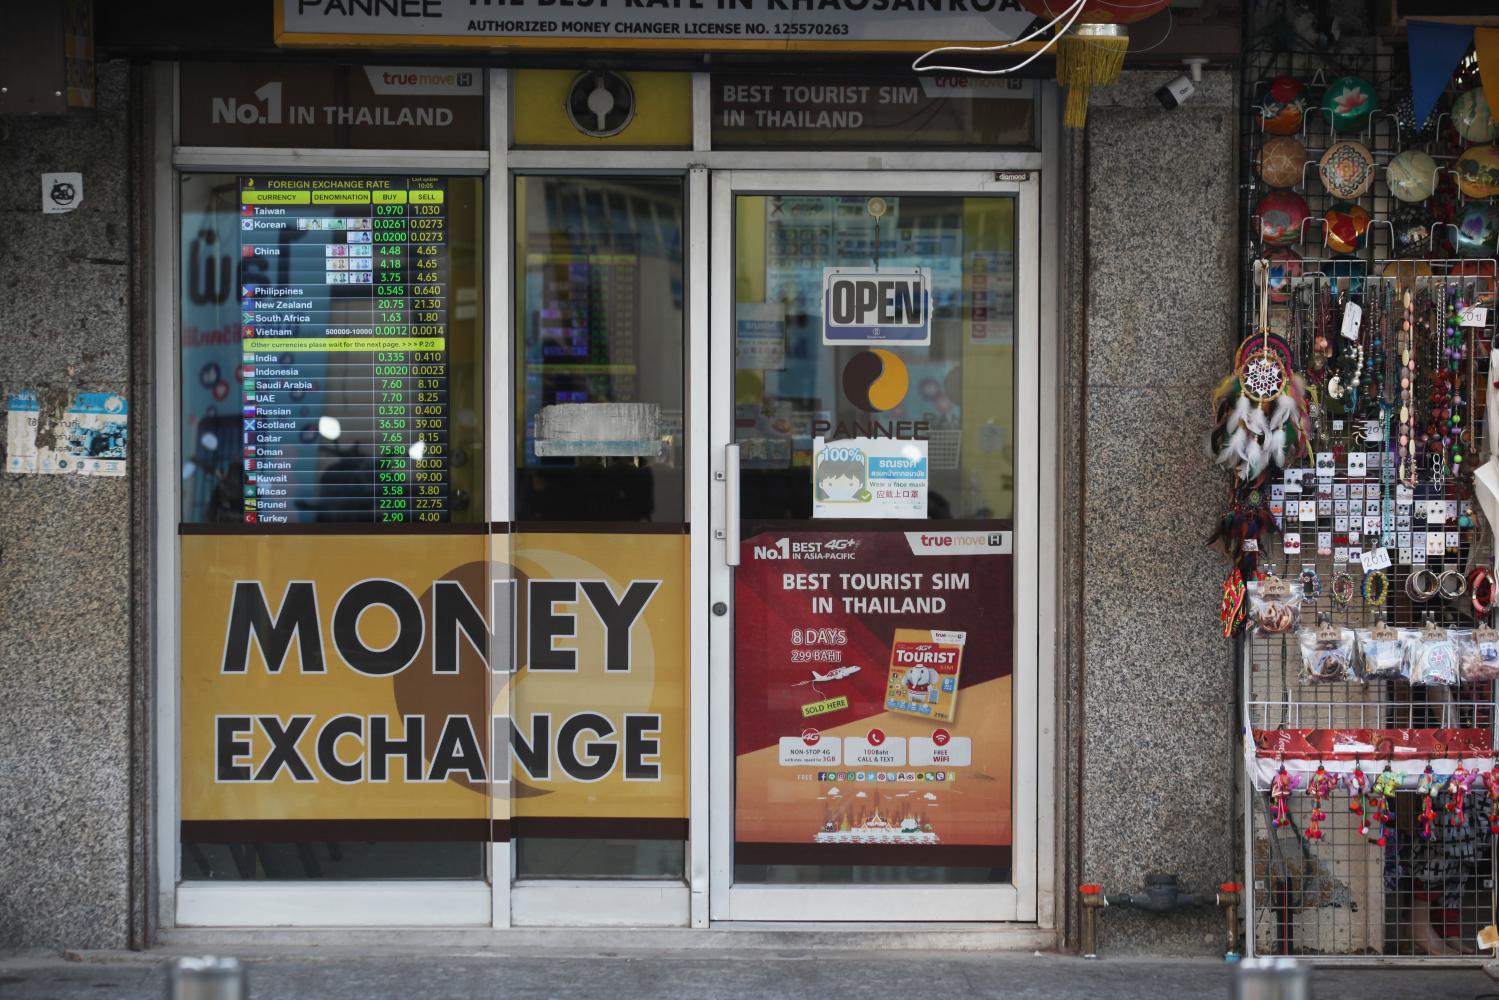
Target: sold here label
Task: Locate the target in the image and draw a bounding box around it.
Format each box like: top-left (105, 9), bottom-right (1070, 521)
top-left (822, 267), bottom-right (932, 346)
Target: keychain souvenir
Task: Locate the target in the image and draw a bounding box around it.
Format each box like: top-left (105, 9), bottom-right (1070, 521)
top-left (1369, 765), bottom-right (1400, 846)
top-left (1270, 764), bottom-right (1297, 828)
top-left (1418, 765), bottom-right (1438, 840)
top-left (1483, 765), bottom-right (1499, 834)
top-left (1305, 764), bottom-right (1337, 841)
top-left (1347, 764), bottom-right (1369, 837)
top-left (1446, 765), bottom-right (1476, 828)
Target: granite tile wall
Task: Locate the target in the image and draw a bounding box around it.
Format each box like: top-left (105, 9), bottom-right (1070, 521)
top-left (1068, 69), bottom-right (1241, 954)
top-left (0, 61), bottom-right (137, 950)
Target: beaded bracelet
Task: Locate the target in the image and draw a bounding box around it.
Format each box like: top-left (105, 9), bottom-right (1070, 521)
top-left (1299, 567), bottom-right (1322, 600)
top-left (1332, 571), bottom-right (1356, 607)
top-left (1363, 570), bottom-right (1389, 605)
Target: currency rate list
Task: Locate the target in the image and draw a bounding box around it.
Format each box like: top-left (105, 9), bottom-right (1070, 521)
top-left (238, 175), bottom-right (451, 524)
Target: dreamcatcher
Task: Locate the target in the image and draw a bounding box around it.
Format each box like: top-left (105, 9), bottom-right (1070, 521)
top-left (1210, 260), bottom-right (1312, 636)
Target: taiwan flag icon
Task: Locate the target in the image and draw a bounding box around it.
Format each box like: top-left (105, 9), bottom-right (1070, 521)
top-left (241, 205), bottom-right (254, 216)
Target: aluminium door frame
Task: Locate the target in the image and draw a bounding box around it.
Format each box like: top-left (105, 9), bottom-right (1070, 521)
top-left (706, 168), bottom-right (1044, 922)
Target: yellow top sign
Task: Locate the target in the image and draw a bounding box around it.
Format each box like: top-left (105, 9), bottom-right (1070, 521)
top-left (276, 1), bottom-right (1039, 53)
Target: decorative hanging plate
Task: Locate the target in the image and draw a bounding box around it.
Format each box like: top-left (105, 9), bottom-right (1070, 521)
top-left (1321, 75), bottom-right (1380, 131)
top-left (1258, 76), bottom-right (1307, 136)
top-left (1318, 140), bottom-right (1376, 199)
top-left (1456, 202), bottom-right (1499, 259)
top-left (1385, 149), bottom-right (1438, 203)
top-left (1324, 202), bottom-right (1371, 255)
top-left (1452, 88), bottom-right (1498, 143)
top-left (1455, 144), bottom-right (1499, 199)
top-left (1264, 249), bottom-right (1303, 302)
top-left (1257, 136), bottom-right (1307, 189)
top-left (1390, 202), bottom-right (1434, 258)
top-left (1256, 190), bottom-right (1310, 246)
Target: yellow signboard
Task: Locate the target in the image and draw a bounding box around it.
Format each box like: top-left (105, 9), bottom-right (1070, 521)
top-left (180, 532), bottom-right (687, 841)
top-left (274, 2), bottom-right (1038, 54)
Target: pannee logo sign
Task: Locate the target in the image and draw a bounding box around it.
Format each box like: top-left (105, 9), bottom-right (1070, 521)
top-left (822, 267), bottom-right (932, 346)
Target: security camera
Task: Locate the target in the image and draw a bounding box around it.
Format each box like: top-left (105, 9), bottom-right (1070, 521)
top-left (1156, 75), bottom-right (1195, 110)
top-left (1158, 57), bottom-right (1209, 111)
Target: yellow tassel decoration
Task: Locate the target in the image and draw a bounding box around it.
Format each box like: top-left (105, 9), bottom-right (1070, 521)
top-left (1057, 22), bottom-right (1128, 128)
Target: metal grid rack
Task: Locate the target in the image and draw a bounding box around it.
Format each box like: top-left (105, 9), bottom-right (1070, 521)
top-left (1237, 3), bottom-right (1499, 960)
top-left (1238, 265), bottom-right (1499, 958)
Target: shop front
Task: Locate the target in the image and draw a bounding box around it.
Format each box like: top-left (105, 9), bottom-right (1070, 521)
top-left (155, 13), bottom-right (1058, 932)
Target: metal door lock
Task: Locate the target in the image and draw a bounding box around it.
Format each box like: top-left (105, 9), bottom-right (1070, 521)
top-left (712, 602), bottom-right (728, 617)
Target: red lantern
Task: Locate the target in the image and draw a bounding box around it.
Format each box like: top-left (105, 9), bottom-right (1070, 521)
top-left (1018, 0), bottom-right (1173, 127)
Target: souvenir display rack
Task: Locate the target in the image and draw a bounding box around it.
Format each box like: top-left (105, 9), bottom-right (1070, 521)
top-left (1236, 5), bottom-right (1499, 960)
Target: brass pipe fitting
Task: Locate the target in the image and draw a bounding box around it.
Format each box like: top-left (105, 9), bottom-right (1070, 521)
top-left (1217, 881), bottom-right (1243, 961)
top-left (1079, 883), bottom-right (1107, 959)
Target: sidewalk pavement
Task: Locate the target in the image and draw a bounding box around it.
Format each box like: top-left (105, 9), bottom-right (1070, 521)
top-left (2, 948), bottom-right (1496, 1000)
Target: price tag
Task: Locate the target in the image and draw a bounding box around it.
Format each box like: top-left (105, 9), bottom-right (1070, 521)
top-left (1243, 538), bottom-right (1258, 552)
top-left (1360, 547), bottom-right (1392, 572)
top-left (1341, 300), bottom-right (1363, 340)
top-left (1461, 305), bottom-right (1489, 327)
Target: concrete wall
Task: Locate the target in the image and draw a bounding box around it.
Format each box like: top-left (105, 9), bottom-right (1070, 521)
top-left (0, 61), bottom-right (143, 950)
top-left (1060, 69), bottom-right (1241, 954)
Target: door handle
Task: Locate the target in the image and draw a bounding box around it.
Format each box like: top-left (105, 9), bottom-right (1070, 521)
top-left (724, 443), bottom-right (740, 567)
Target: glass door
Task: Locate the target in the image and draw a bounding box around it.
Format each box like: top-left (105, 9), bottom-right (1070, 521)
top-left (708, 171), bottom-right (1040, 921)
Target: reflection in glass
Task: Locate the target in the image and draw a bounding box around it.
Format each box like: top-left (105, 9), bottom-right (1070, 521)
top-left (515, 176), bottom-right (686, 523)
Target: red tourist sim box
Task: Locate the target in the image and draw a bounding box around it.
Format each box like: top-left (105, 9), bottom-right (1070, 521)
top-left (884, 628), bottom-right (965, 723)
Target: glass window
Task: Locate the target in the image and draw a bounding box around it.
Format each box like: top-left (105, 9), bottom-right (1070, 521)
top-left (712, 74), bottom-right (1036, 150)
top-left (514, 175), bottom-right (687, 524)
top-left (732, 194), bottom-right (1016, 525)
top-left (178, 173), bottom-right (485, 526)
top-left (731, 193), bottom-right (1017, 887)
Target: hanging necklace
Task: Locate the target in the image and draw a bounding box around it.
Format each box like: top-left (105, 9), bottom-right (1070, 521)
top-left (1399, 288), bottom-right (1417, 487)
top-left (1443, 284), bottom-right (1467, 482)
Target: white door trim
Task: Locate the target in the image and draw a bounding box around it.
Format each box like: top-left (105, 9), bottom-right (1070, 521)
top-left (707, 170), bottom-right (1044, 923)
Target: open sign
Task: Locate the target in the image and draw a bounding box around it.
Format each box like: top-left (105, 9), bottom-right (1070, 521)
top-left (822, 267), bottom-right (932, 346)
